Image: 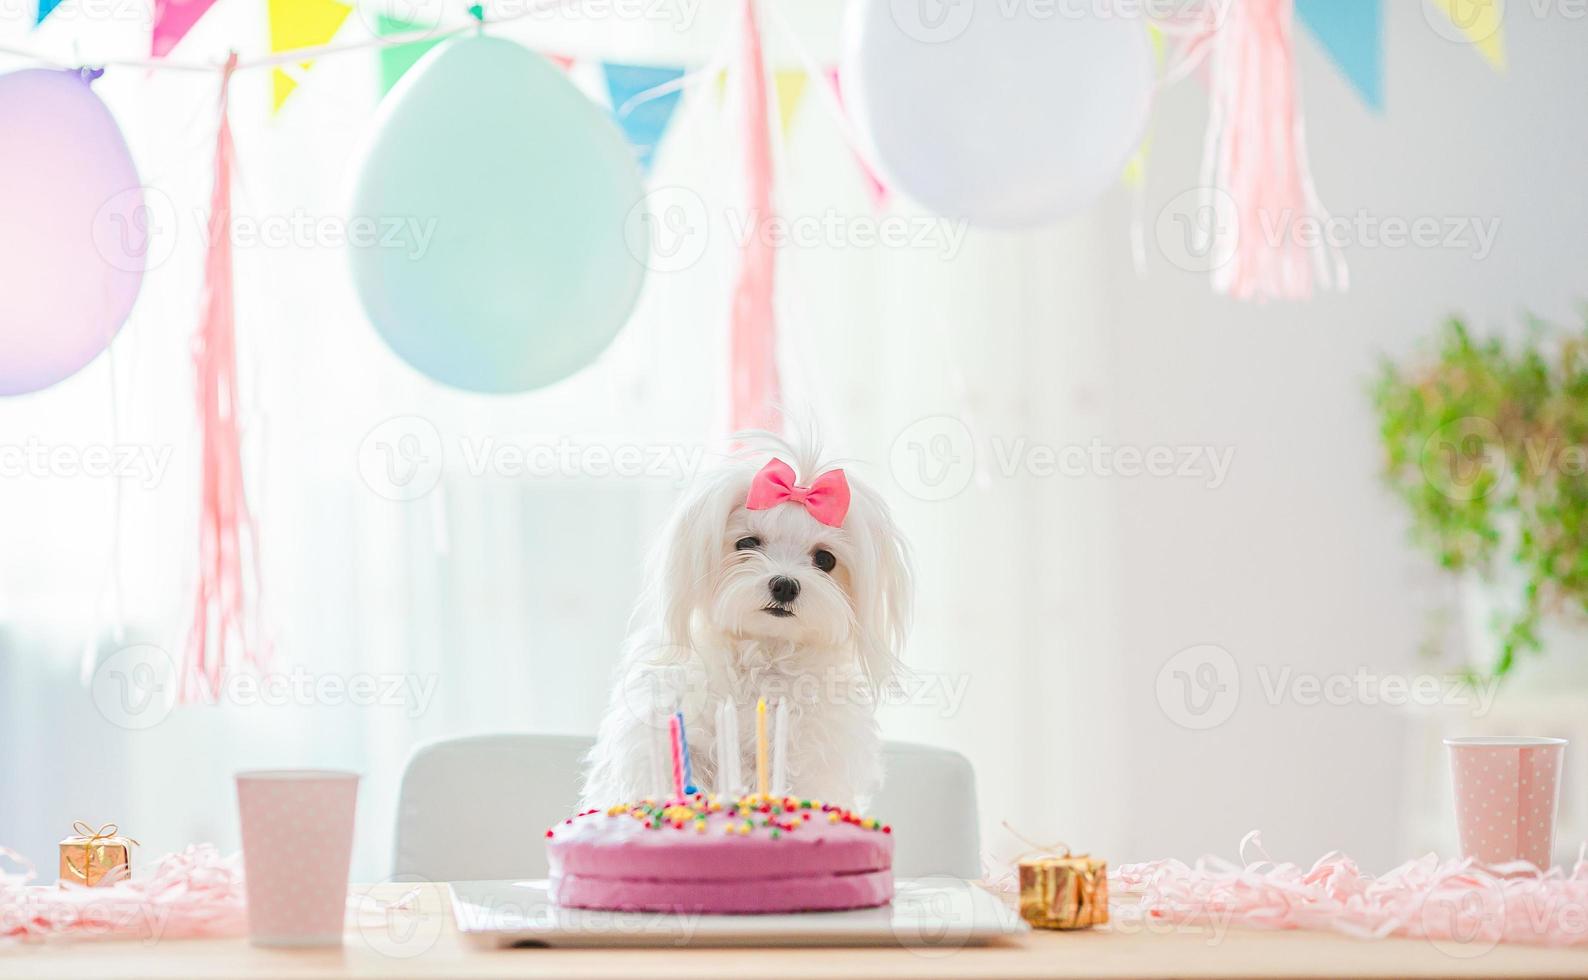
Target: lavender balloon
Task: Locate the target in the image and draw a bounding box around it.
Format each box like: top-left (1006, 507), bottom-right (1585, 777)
top-left (0, 68), bottom-right (146, 396)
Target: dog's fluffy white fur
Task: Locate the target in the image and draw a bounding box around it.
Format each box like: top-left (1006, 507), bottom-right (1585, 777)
top-left (582, 433), bottom-right (912, 810)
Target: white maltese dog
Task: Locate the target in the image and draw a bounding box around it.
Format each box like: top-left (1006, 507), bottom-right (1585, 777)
top-left (582, 434), bottom-right (913, 810)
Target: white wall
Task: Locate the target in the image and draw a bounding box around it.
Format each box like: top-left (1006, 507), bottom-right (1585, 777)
top-left (1108, 2), bottom-right (1588, 868)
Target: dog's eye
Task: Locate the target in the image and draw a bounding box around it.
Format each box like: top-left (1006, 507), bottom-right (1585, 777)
top-left (812, 549), bottom-right (837, 573)
top-left (735, 537), bottom-right (761, 551)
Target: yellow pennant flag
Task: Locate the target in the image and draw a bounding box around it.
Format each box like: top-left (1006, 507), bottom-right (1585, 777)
top-left (773, 70), bottom-right (807, 138)
top-left (1122, 25), bottom-right (1165, 188)
top-left (269, 0), bottom-right (354, 112)
top-left (1427, 0), bottom-right (1506, 70)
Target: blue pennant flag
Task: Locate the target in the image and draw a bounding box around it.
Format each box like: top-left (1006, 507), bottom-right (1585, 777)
top-left (37, 0), bottom-right (65, 23)
top-left (1296, 0), bottom-right (1384, 111)
top-left (603, 64), bottom-right (686, 174)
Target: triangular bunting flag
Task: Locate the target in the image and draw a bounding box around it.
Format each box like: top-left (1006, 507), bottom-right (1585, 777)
top-left (36, 0), bottom-right (64, 24)
top-left (1296, 0), bottom-right (1384, 110)
top-left (268, 0), bottom-right (353, 113)
top-left (547, 53), bottom-right (574, 72)
top-left (603, 63), bottom-right (686, 173)
top-left (375, 14), bottom-right (441, 96)
top-left (1427, 0), bottom-right (1506, 70)
top-left (151, 0), bottom-right (221, 57)
top-left (825, 67), bottom-right (889, 212)
top-left (773, 70), bottom-right (807, 139)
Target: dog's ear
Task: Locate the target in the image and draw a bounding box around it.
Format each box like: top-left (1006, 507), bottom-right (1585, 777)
top-left (845, 477), bottom-right (914, 694)
top-left (651, 464), bottom-right (752, 655)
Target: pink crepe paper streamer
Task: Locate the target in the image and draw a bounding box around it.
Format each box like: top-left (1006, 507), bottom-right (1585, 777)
top-left (0, 844), bottom-right (247, 942)
top-left (184, 53), bottom-right (267, 703)
top-left (1191, 0), bottom-right (1346, 301)
top-left (1112, 831), bottom-right (1588, 948)
top-left (728, 0), bottom-right (781, 435)
top-left (150, 0), bottom-right (221, 58)
top-left (824, 68), bottom-right (890, 212)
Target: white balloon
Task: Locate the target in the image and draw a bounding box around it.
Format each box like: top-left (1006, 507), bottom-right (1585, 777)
top-left (841, 0), bottom-right (1155, 228)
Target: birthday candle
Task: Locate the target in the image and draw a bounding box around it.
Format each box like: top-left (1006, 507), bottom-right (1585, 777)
top-left (668, 713), bottom-right (685, 801)
top-left (675, 710), bottom-right (696, 795)
top-left (756, 696), bottom-right (769, 798)
top-left (716, 700), bottom-right (740, 798)
top-left (770, 698), bottom-right (790, 797)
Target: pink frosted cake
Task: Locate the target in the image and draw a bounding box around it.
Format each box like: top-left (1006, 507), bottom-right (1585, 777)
top-left (545, 794), bottom-right (894, 914)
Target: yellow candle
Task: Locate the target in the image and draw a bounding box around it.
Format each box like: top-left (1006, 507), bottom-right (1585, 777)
top-left (755, 696), bottom-right (769, 799)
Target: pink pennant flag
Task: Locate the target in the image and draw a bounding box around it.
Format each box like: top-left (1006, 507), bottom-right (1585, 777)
top-left (825, 67), bottom-right (889, 212)
top-left (184, 53), bottom-right (267, 702)
top-left (729, 0), bottom-right (780, 434)
top-left (151, 0), bottom-right (221, 58)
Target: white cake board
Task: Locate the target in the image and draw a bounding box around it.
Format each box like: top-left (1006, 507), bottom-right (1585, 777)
top-left (448, 877), bottom-right (1029, 949)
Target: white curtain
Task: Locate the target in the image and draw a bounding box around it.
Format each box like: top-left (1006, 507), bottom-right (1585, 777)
top-left (1, 0), bottom-right (1123, 880)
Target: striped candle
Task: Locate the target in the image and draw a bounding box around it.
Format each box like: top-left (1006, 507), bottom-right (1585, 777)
top-left (675, 710), bottom-right (697, 795)
top-left (668, 713), bottom-right (685, 801)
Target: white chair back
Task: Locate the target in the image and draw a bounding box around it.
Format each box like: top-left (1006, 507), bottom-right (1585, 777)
top-left (392, 733), bottom-right (980, 881)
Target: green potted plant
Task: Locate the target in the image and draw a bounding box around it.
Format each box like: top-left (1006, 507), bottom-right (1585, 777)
top-left (1373, 317), bottom-right (1588, 680)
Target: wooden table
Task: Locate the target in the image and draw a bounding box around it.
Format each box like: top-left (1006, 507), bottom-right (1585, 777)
top-left (3, 882), bottom-right (1586, 978)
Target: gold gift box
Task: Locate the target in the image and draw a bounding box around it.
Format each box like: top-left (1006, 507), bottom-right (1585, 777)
top-left (58, 822), bottom-right (136, 887)
top-left (1019, 854), bottom-right (1108, 930)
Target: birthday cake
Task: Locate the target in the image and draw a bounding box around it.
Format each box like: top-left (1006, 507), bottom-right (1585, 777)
top-left (545, 794), bottom-right (894, 914)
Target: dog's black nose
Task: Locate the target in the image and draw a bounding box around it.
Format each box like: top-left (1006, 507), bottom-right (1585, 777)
top-left (768, 576), bottom-right (800, 604)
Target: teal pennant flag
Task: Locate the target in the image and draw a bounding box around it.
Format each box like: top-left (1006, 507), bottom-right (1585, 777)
top-left (603, 64), bottom-right (686, 174)
top-left (1296, 0), bottom-right (1384, 111)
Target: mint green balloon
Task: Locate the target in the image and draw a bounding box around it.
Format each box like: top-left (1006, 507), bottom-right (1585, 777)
top-left (349, 36), bottom-right (648, 393)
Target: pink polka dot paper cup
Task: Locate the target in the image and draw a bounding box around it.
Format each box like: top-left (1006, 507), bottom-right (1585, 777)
top-left (1446, 737), bottom-right (1566, 871)
top-left (236, 769), bottom-right (360, 947)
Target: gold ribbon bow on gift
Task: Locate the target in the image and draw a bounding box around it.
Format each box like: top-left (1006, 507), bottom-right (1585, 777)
top-left (62, 821), bottom-right (140, 884)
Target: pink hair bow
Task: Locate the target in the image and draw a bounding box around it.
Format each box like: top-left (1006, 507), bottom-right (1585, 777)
top-left (745, 459), bottom-right (850, 528)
